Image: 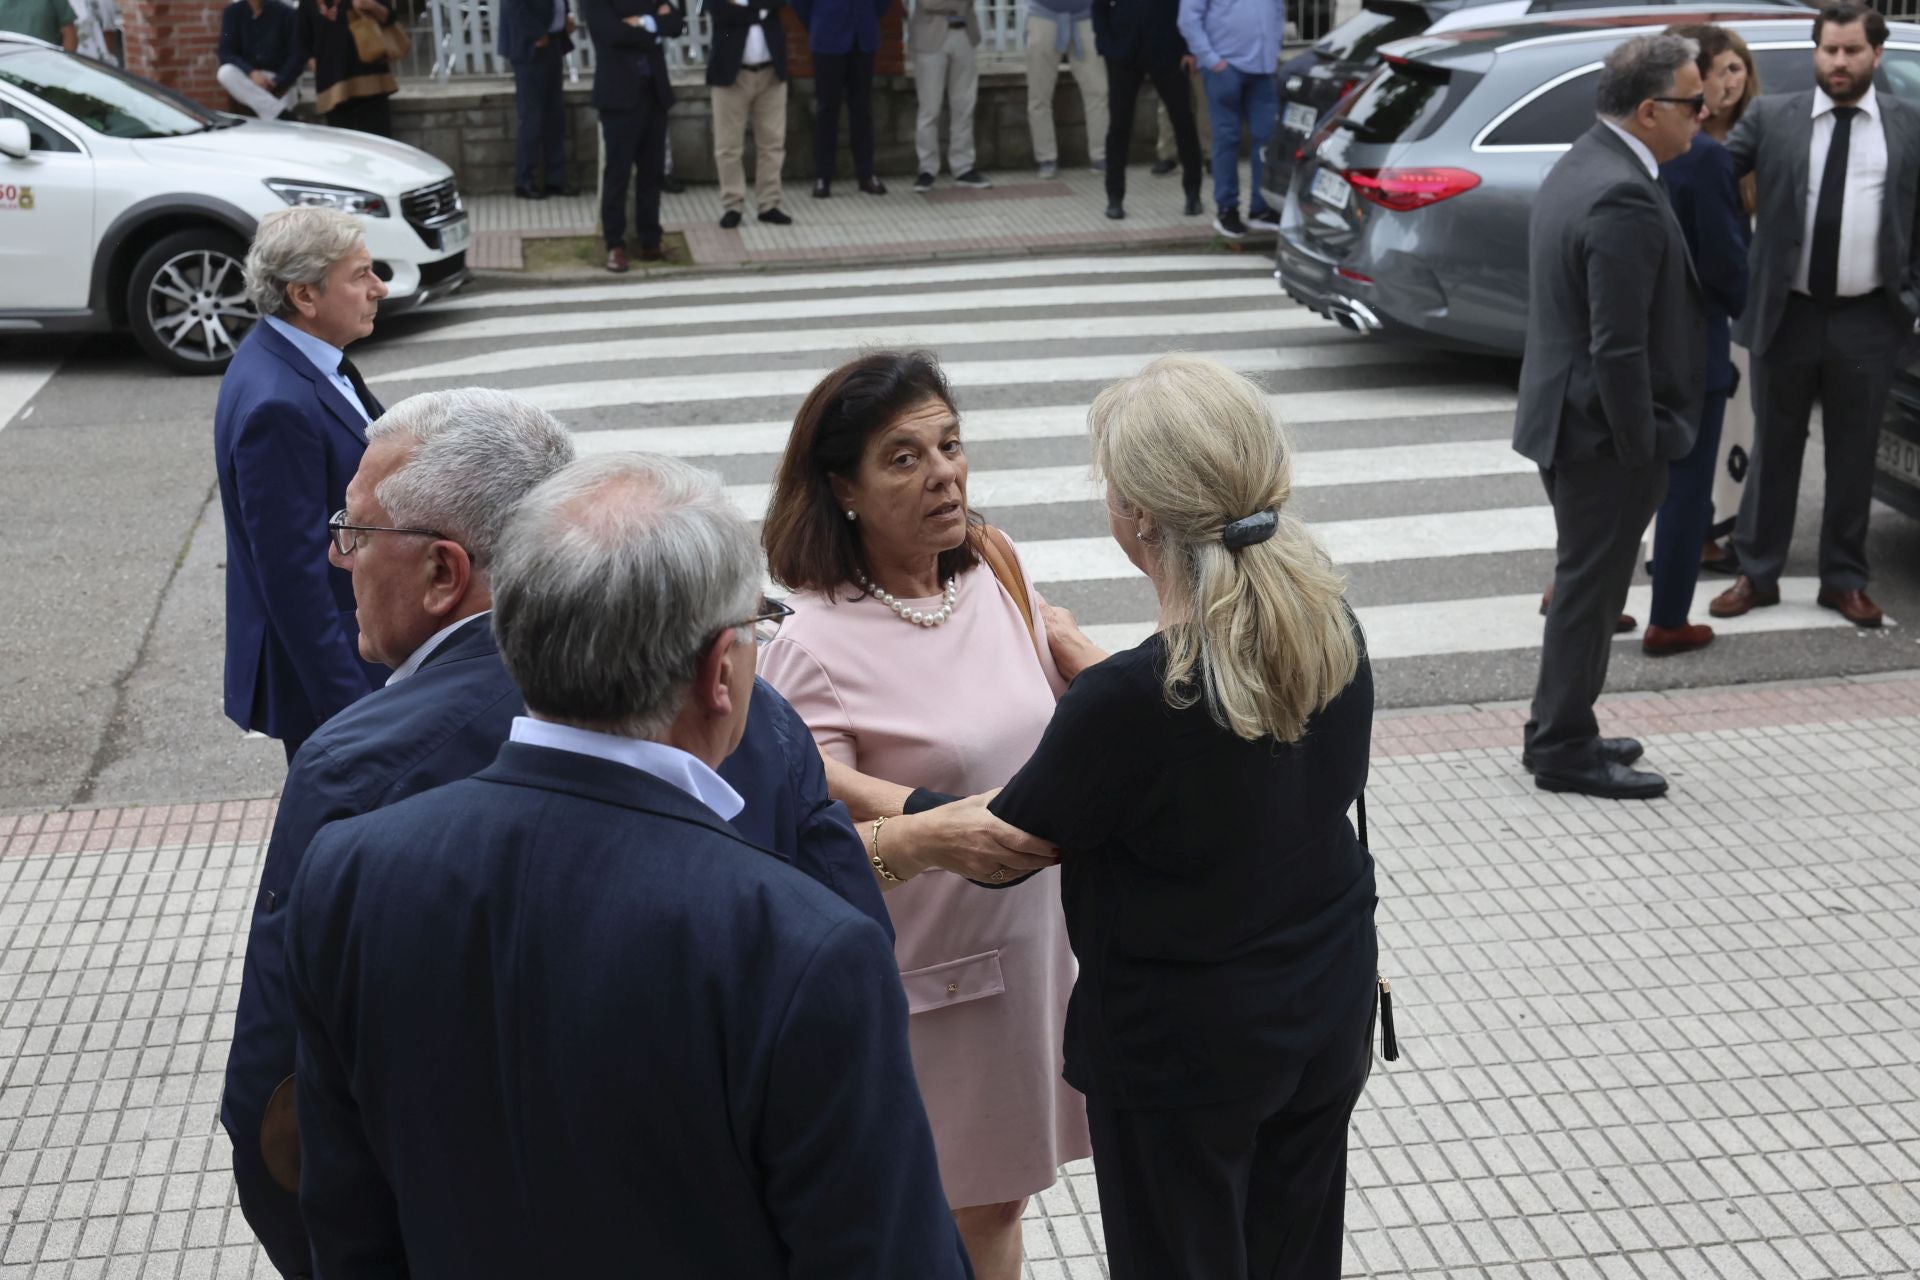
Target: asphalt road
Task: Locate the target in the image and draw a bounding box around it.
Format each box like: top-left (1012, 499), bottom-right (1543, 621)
top-left (2, 250), bottom-right (1916, 814)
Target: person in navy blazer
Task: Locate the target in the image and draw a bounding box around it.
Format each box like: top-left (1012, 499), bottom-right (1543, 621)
top-left (581, 0), bottom-right (685, 268)
top-left (791, 0), bottom-right (893, 195)
top-left (284, 451), bottom-right (970, 1277)
top-left (222, 393), bottom-right (892, 1276)
top-left (217, 207), bottom-right (391, 763)
top-left (497, 0), bottom-right (576, 198)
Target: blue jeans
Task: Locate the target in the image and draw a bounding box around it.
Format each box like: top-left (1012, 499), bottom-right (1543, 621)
top-left (1200, 63), bottom-right (1277, 216)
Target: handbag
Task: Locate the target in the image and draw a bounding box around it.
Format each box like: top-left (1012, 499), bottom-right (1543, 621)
top-left (1356, 791), bottom-right (1399, 1063)
top-left (347, 8), bottom-right (412, 64)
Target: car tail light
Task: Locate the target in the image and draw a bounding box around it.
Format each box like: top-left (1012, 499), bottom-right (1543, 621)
top-left (1336, 267), bottom-right (1374, 284)
top-left (1343, 167), bottom-right (1481, 212)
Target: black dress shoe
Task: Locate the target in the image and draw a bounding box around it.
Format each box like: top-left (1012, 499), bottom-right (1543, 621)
top-left (514, 186), bottom-right (546, 201)
top-left (859, 175), bottom-right (888, 195)
top-left (1534, 759), bottom-right (1668, 800)
top-left (1105, 201), bottom-right (1125, 220)
top-left (550, 184), bottom-right (580, 197)
top-left (1522, 737), bottom-right (1643, 774)
top-left (1150, 158), bottom-right (1178, 176)
top-left (812, 179), bottom-right (831, 199)
top-left (719, 209), bottom-right (743, 229)
top-left (757, 207), bottom-right (793, 225)
top-left (662, 175), bottom-right (687, 194)
top-left (1183, 193), bottom-right (1203, 216)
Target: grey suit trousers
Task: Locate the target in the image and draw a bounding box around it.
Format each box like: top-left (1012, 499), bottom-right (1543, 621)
top-left (1526, 458), bottom-right (1668, 771)
top-left (1735, 291), bottom-right (1902, 591)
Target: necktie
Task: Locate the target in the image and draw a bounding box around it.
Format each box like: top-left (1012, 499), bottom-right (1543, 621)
top-left (1808, 105), bottom-right (1860, 304)
top-left (337, 354), bottom-right (382, 421)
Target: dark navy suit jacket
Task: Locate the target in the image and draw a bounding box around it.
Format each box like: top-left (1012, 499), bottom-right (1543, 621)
top-left (285, 742), bottom-right (969, 1278)
top-left (222, 616), bottom-right (888, 1276)
top-left (789, 0), bottom-right (890, 56)
top-left (1662, 132), bottom-right (1749, 394)
top-left (214, 321), bottom-right (387, 746)
top-left (496, 0), bottom-right (574, 64)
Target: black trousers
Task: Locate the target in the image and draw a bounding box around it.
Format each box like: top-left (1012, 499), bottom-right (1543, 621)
top-left (1526, 457), bottom-right (1667, 771)
top-left (811, 49), bottom-right (876, 182)
top-left (512, 41), bottom-right (568, 193)
top-left (600, 101), bottom-right (668, 251)
top-left (1735, 291), bottom-right (1903, 592)
top-left (322, 92), bottom-right (391, 137)
top-left (1106, 59), bottom-right (1201, 205)
top-left (1086, 992), bottom-right (1375, 1280)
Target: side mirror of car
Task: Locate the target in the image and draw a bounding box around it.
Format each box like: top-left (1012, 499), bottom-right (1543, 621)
top-left (0, 119), bottom-right (30, 161)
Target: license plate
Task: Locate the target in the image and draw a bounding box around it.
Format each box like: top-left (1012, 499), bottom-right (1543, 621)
top-left (1878, 428), bottom-right (1920, 490)
top-left (1285, 102), bottom-right (1319, 133)
top-left (1309, 167), bottom-right (1351, 211)
top-left (440, 217), bottom-right (471, 252)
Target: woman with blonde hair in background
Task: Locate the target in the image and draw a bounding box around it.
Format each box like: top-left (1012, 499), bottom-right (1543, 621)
top-left (989, 354), bottom-right (1381, 1279)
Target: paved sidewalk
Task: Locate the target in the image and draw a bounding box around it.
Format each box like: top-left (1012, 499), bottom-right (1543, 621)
top-left (466, 162), bottom-right (1229, 270)
top-left (3, 672), bottom-right (1918, 1278)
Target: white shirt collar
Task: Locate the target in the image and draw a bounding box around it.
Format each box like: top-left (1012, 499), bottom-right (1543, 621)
top-left (385, 611), bottom-right (490, 686)
top-left (507, 716), bottom-right (746, 821)
top-left (1812, 83), bottom-right (1878, 120)
top-left (1599, 118), bottom-right (1660, 179)
top-left (264, 314), bottom-right (346, 380)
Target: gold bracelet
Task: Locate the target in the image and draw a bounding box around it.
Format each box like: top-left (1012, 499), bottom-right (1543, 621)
top-left (869, 814), bottom-right (900, 883)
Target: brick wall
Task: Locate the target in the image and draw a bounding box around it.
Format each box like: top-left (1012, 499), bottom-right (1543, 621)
top-left (121, 0), bottom-right (227, 109)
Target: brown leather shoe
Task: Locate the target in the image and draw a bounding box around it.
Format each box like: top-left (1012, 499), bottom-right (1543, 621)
top-left (1643, 622), bottom-right (1715, 656)
top-left (605, 246), bottom-right (629, 273)
top-left (1708, 575), bottom-right (1779, 618)
top-left (1539, 586), bottom-right (1637, 632)
top-left (1816, 587), bottom-right (1883, 627)
top-left (637, 244), bottom-right (672, 263)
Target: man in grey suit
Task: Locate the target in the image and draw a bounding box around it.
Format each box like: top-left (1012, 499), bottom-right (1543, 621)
top-left (1709, 2), bottom-right (1920, 629)
top-left (1513, 34), bottom-right (1707, 800)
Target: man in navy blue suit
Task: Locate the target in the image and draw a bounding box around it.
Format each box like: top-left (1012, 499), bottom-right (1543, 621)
top-left (222, 394), bottom-right (892, 1276)
top-left (284, 453), bottom-right (970, 1277)
top-left (498, 0), bottom-right (575, 199)
top-left (218, 206), bottom-right (391, 763)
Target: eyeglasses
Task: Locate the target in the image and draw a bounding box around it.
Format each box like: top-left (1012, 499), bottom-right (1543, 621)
top-left (1652, 94), bottom-right (1708, 114)
top-left (328, 509), bottom-right (448, 557)
top-left (733, 597), bottom-right (794, 646)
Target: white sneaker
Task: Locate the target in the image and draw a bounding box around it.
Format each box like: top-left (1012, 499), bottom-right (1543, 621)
top-left (1038, 160), bottom-right (1059, 179)
top-left (1246, 208), bottom-right (1280, 233)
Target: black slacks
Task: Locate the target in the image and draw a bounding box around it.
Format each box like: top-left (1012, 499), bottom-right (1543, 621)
top-left (600, 100), bottom-right (668, 251)
top-left (512, 41), bottom-right (568, 193)
top-left (1105, 59), bottom-right (1201, 204)
top-left (322, 92), bottom-right (391, 137)
top-left (811, 49), bottom-right (876, 182)
top-left (1086, 991), bottom-right (1375, 1280)
top-left (1526, 457), bottom-right (1667, 771)
top-left (1735, 291), bottom-right (1903, 592)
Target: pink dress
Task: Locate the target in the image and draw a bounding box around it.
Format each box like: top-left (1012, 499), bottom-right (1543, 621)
top-left (757, 549), bottom-right (1092, 1209)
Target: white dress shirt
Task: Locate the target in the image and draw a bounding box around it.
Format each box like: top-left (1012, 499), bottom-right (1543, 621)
top-left (1794, 85), bottom-right (1888, 298)
top-left (385, 611), bottom-right (490, 686)
top-left (264, 316), bottom-right (372, 424)
top-left (508, 715), bottom-right (746, 820)
top-left (732, 0), bottom-right (771, 64)
top-left (1599, 117), bottom-right (1659, 179)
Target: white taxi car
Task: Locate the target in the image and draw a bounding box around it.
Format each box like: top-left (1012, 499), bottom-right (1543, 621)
top-left (0, 33), bottom-right (470, 373)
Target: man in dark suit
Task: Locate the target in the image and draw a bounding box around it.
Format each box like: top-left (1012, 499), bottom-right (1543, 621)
top-left (1095, 0), bottom-right (1203, 221)
top-left (498, 0), bottom-right (575, 200)
top-left (1512, 33), bottom-right (1707, 800)
top-left (285, 452), bottom-right (969, 1277)
top-left (1710, 2), bottom-right (1920, 629)
top-left (792, 0), bottom-right (893, 197)
top-left (222, 393), bottom-right (894, 1277)
top-left (706, 0), bottom-right (792, 228)
top-left (217, 206), bottom-right (390, 764)
top-left (581, 0), bottom-right (685, 270)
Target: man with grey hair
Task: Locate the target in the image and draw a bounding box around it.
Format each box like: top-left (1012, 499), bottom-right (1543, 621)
top-left (1512, 33), bottom-right (1707, 800)
top-left (215, 205), bottom-right (391, 765)
top-left (282, 453), bottom-right (970, 1277)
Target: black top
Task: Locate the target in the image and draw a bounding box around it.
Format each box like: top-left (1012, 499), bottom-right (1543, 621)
top-left (218, 0), bottom-right (302, 92)
top-left (990, 630), bottom-right (1377, 1109)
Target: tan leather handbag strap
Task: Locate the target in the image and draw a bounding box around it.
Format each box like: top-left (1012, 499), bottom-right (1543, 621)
top-left (977, 526), bottom-right (1039, 655)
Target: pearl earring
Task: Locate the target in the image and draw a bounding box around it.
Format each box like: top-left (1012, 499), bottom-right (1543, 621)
top-left (845, 510), bottom-right (857, 521)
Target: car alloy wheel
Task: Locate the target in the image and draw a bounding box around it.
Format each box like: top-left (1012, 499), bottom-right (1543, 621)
top-left (127, 229), bottom-right (257, 374)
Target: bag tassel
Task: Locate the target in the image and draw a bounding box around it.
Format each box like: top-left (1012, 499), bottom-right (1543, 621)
top-left (1378, 975), bottom-right (1398, 1062)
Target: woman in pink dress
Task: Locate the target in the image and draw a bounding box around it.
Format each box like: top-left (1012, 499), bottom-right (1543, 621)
top-left (756, 351), bottom-right (1091, 1280)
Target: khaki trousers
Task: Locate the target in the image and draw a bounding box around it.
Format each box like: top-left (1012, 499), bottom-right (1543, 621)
top-left (1156, 69), bottom-right (1210, 161)
top-left (711, 66), bottom-right (788, 213)
top-left (1024, 15), bottom-right (1107, 165)
top-left (913, 26), bottom-right (978, 176)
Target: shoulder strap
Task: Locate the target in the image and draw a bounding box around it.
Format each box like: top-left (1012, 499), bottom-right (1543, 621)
top-left (976, 525), bottom-right (1039, 656)
top-left (1356, 790), bottom-right (1368, 849)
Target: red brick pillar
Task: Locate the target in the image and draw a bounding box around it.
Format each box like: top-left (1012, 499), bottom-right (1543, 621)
top-left (121, 0), bottom-right (228, 110)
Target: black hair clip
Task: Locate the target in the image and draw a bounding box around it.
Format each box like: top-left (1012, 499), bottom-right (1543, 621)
top-left (1220, 509), bottom-right (1279, 550)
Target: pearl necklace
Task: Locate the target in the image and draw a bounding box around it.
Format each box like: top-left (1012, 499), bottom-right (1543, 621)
top-left (861, 575), bottom-right (959, 628)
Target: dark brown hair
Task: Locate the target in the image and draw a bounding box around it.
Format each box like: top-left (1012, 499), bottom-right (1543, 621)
top-left (762, 350), bottom-right (983, 594)
top-left (1668, 21), bottom-right (1762, 214)
top-left (1814, 2), bottom-right (1888, 48)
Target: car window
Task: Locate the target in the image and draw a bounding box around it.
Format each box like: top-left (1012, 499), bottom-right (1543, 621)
top-left (1329, 60), bottom-right (1470, 145)
top-left (0, 48), bottom-right (216, 139)
top-left (1877, 48), bottom-right (1920, 102)
top-left (0, 97), bottom-right (80, 153)
top-left (1481, 67), bottom-right (1598, 147)
top-left (1747, 46), bottom-right (1818, 96)
top-left (1316, 8), bottom-right (1432, 62)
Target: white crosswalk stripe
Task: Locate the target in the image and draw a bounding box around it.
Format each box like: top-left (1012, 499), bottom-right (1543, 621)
top-left (402, 253), bottom-right (1893, 681)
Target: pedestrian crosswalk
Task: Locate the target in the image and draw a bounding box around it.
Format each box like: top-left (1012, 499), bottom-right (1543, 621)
top-left (368, 252), bottom-right (1889, 706)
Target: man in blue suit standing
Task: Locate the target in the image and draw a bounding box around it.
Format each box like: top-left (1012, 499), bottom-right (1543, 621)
top-left (792, 0), bottom-right (893, 197)
top-left (498, 0), bottom-right (575, 199)
top-left (284, 452), bottom-right (971, 1277)
top-left (218, 206), bottom-right (390, 763)
top-left (222, 392), bottom-right (893, 1276)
